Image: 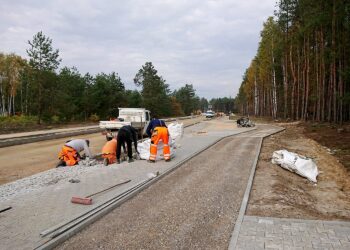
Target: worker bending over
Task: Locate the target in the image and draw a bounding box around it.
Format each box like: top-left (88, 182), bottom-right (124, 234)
top-left (102, 137), bottom-right (126, 165)
top-left (146, 118), bottom-right (170, 162)
top-left (57, 139), bottom-right (92, 167)
top-left (116, 125), bottom-right (139, 163)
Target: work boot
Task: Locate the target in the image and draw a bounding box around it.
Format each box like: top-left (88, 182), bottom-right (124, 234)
top-left (103, 158), bottom-right (109, 166)
top-left (128, 158), bottom-right (134, 163)
top-left (148, 159), bottom-right (155, 163)
top-left (165, 158), bottom-right (171, 162)
top-left (56, 160), bottom-right (66, 168)
top-left (117, 159), bottom-right (121, 164)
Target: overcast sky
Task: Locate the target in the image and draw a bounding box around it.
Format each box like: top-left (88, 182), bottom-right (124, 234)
top-left (0, 0), bottom-right (276, 99)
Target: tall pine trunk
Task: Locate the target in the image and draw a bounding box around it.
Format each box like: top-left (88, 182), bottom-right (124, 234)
top-left (290, 44), bottom-right (297, 120)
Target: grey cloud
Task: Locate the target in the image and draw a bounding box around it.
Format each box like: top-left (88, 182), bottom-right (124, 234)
top-left (0, 0), bottom-right (276, 99)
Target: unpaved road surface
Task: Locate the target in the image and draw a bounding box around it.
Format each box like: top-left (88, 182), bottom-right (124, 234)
top-left (247, 123), bottom-right (350, 220)
top-left (0, 133), bottom-right (106, 184)
top-left (0, 117), bottom-right (203, 185)
top-left (58, 127), bottom-right (276, 250)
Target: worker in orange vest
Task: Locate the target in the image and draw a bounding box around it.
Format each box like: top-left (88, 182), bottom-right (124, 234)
top-left (146, 118), bottom-right (170, 162)
top-left (57, 139), bottom-right (92, 167)
top-left (101, 137), bottom-right (126, 166)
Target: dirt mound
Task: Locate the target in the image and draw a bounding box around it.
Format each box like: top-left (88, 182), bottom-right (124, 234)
top-left (247, 124), bottom-right (350, 220)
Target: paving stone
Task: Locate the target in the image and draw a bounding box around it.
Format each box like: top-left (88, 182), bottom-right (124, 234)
top-left (256, 231), bottom-right (265, 237)
top-left (293, 239), bottom-right (313, 247)
top-left (236, 216), bottom-right (350, 250)
top-left (312, 241), bottom-right (334, 249)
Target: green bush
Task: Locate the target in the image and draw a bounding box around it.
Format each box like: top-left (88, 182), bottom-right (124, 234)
top-left (51, 115), bottom-right (60, 124)
top-left (89, 114), bottom-right (99, 122)
top-left (0, 115), bottom-right (37, 128)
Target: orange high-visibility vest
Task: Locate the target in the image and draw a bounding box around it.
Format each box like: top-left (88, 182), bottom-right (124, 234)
top-left (102, 138), bottom-right (117, 164)
top-left (102, 138), bottom-right (117, 155)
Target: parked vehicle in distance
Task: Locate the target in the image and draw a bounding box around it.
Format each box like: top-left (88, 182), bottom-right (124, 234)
top-left (236, 117), bottom-right (255, 127)
top-left (205, 110), bottom-right (215, 118)
top-left (99, 108), bottom-right (151, 140)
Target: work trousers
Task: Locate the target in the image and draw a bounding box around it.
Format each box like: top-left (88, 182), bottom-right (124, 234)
top-left (116, 129), bottom-right (132, 160)
top-left (58, 145), bottom-right (79, 166)
top-left (150, 126), bottom-right (170, 161)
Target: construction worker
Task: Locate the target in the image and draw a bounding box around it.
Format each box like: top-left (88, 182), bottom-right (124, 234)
top-left (146, 118), bottom-right (170, 162)
top-left (56, 139), bottom-right (92, 167)
top-left (101, 137), bottom-right (126, 166)
top-left (116, 125), bottom-right (139, 163)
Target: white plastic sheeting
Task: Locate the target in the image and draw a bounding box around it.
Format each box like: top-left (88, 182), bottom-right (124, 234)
top-left (271, 150), bottom-right (319, 182)
top-left (138, 122), bottom-right (184, 160)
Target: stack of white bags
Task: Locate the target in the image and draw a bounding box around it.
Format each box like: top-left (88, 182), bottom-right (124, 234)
top-left (138, 122), bottom-right (184, 160)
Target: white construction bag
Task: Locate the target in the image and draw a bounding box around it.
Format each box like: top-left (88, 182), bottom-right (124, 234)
top-left (138, 122), bottom-right (184, 160)
top-left (271, 150), bottom-right (319, 182)
top-left (168, 122), bottom-right (184, 142)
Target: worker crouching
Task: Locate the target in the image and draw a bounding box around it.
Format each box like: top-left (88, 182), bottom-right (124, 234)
top-left (57, 139), bottom-right (92, 167)
top-left (101, 138), bottom-right (117, 166)
top-left (146, 118), bottom-right (171, 162)
top-left (102, 137), bottom-right (127, 165)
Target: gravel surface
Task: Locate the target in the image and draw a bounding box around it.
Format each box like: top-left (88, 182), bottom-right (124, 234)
top-left (0, 118), bottom-right (205, 200)
top-left (0, 116), bottom-right (204, 185)
top-left (58, 135), bottom-right (261, 250)
top-left (0, 160), bottom-right (103, 202)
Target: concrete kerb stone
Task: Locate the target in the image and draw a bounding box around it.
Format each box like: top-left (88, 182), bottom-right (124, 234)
top-left (244, 216), bottom-right (350, 226)
top-left (228, 126), bottom-right (285, 250)
top-left (0, 127), bottom-right (102, 148)
top-left (36, 124), bottom-right (257, 250)
top-left (0, 115), bottom-right (201, 148)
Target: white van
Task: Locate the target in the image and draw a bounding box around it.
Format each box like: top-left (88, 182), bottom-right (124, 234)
top-left (99, 108), bottom-right (151, 140)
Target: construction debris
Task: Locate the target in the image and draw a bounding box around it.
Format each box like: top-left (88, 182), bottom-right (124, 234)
top-left (68, 179), bottom-right (80, 183)
top-left (236, 117), bottom-right (255, 127)
top-left (78, 159), bottom-right (97, 167)
top-left (271, 150), bottom-right (319, 182)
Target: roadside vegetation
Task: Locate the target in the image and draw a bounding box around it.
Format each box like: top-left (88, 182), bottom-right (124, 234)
top-left (0, 115), bottom-right (37, 130)
top-left (0, 32), bottom-right (235, 131)
top-left (236, 0), bottom-right (350, 124)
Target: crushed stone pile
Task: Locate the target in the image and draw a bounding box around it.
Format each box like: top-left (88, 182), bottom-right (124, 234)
top-left (0, 160), bottom-right (103, 202)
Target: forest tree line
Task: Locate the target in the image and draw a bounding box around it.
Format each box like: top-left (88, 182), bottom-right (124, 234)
top-left (0, 32), bottom-right (234, 124)
top-left (236, 0), bottom-right (350, 123)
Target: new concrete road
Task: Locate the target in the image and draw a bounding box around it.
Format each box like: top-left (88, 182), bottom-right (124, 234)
top-left (58, 124), bottom-right (279, 250)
